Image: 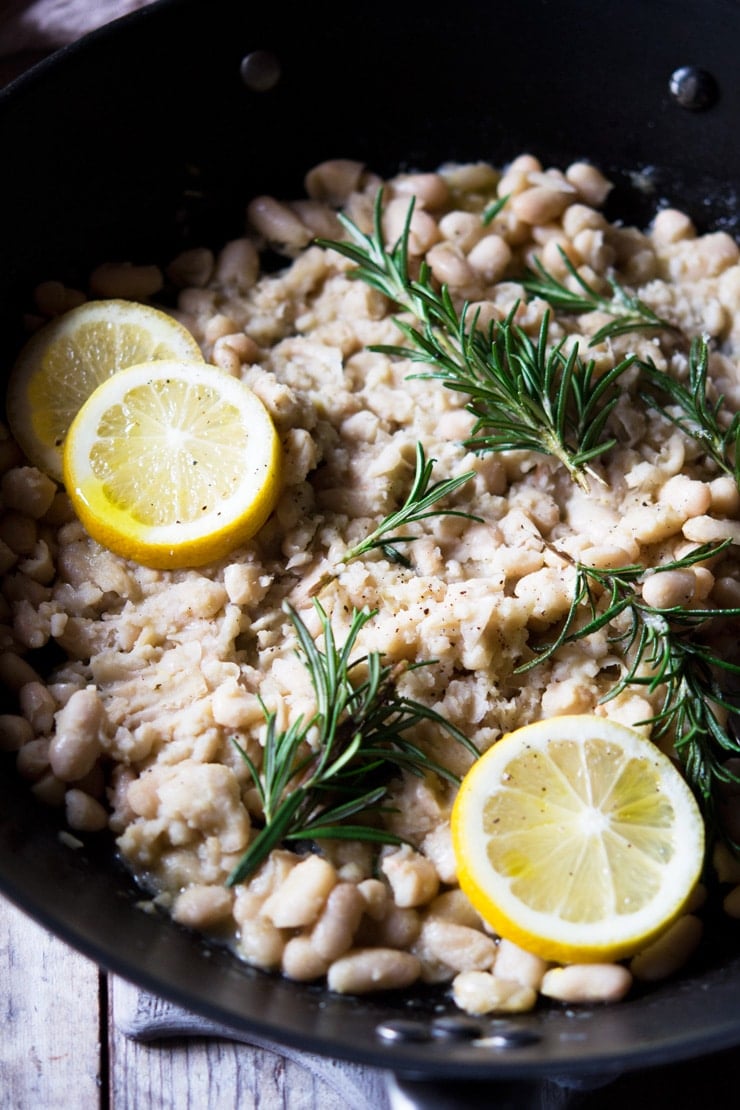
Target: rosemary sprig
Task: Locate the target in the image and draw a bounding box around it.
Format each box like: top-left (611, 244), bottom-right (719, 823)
top-left (519, 541), bottom-right (740, 832)
top-left (521, 247), bottom-right (678, 345)
top-left (309, 441), bottom-right (480, 595)
top-left (226, 600), bottom-right (478, 885)
top-left (317, 192), bottom-right (637, 490)
top-left (641, 335), bottom-right (740, 486)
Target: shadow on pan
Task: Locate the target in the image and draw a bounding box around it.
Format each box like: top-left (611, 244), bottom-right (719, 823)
top-left (1, 0), bottom-right (740, 1088)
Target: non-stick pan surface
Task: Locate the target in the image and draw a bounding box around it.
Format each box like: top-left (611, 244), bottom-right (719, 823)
top-left (1, 0), bottom-right (740, 1084)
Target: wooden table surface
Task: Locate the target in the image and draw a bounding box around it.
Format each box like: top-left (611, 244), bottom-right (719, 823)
top-left (0, 892), bottom-right (372, 1108)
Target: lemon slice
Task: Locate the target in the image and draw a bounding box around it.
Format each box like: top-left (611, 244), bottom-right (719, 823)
top-left (62, 360), bottom-right (282, 569)
top-left (451, 715), bottom-right (705, 964)
top-left (6, 299), bottom-right (203, 481)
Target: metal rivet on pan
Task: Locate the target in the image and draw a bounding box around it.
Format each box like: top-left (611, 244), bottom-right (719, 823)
top-left (669, 66), bottom-right (719, 110)
top-left (240, 51), bottom-right (282, 92)
top-left (479, 1025), bottom-right (542, 1049)
top-left (430, 1015), bottom-right (483, 1040)
top-left (376, 1019), bottom-right (432, 1044)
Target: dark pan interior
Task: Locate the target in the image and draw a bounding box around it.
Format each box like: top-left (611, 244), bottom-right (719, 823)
top-left (2, 0), bottom-right (740, 1080)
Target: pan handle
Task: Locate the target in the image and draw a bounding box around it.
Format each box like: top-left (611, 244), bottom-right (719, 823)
top-left (386, 1071), bottom-right (620, 1109)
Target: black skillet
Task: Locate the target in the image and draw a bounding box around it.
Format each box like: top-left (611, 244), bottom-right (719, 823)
top-left (1, 0), bottom-right (740, 1104)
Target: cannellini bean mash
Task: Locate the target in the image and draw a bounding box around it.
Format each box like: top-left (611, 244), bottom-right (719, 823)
top-left (3, 152), bottom-right (740, 1013)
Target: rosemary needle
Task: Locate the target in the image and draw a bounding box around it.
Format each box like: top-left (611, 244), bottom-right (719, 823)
top-left (641, 334), bottom-right (740, 486)
top-left (317, 191), bottom-right (636, 490)
top-left (226, 600), bottom-right (478, 885)
top-left (521, 246), bottom-right (678, 345)
top-left (309, 441), bottom-right (480, 596)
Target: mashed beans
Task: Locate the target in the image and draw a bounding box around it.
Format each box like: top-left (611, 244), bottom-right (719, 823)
top-left (2, 153), bottom-right (740, 1012)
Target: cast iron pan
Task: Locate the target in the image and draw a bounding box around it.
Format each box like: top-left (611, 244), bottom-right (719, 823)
top-left (2, 0), bottom-right (740, 1101)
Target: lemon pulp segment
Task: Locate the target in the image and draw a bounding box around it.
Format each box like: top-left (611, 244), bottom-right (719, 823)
top-left (451, 715), bottom-right (705, 963)
top-left (63, 360), bottom-right (282, 569)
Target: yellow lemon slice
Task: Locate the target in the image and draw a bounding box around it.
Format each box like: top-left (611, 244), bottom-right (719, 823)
top-left (451, 715), bottom-right (705, 964)
top-left (62, 360), bottom-right (282, 569)
top-left (6, 299), bottom-right (203, 481)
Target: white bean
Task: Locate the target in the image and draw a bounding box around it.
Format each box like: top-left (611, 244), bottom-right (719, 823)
top-left (0, 714), bottom-right (33, 751)
top-left (261, 854), bottom-right (337, 928)
top-left (641, 568), bottom-right (696, 609)
top-left (247, 196), bottom-right (312, 250)
top-left (310, 882), bottom-right (365, 961)
top-left (630, 915), bottom-right (703, 982)
top-left (327, 948), bottom-right (421, 994)
top-left (540, 963), bottom-right (632, 1003)
top-left (166, 247), bottom-right (214, 288)
top-left (172, 885), bottom-right (233, 930)
top-left (19, 681), bottom-right (57, 734)
top-left (49, 687), bottom-right (104, 782)
top-left (565, 162), bottom-right (613, 207)
top-left (452, 971), bottom-right (537, 1016)
top-left (214, 238), bottom-right (260, 292)
top-left (304, 159), bottom-right (365, 204)
top-left (420, 919), bottom-right (496, 973)
top-left (1, 468), bottom-right (57, 519)
top-left (64, 788), bottom-right (108, 832)
top-left (466, 235), bottom-right (512, 283)
top-left (493, 938), bottom-right (549, 990)
top-left (381, 846), bottom-right (439, 908)
top-left (281, 936), bottom-right (330, 982)
top-left (88, 262), bottom-right (163, 300)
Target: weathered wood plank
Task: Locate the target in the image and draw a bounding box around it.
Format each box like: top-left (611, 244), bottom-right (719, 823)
top-left (0, 895), bottom-right (102, 1110)
top-left (108, 976), bottom-right (383, 1110)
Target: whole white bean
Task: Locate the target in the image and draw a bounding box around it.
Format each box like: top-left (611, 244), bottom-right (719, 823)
top-left (281, 935), bottom-right (330, 982)
top-left (651, 207), bottom-right (695, 246)
top-left (304, 159), bottom-right (365, 204)
top-left (641, 568), bottom-right (696, 609)
top-left (382, 197), bottom-right (440, 256)
top-left (310, 882), bottom-right (365, 961)
top-left (19, 681), bottom-right (57, 734)
top-left (381, 846), bottom-right (439, 908)
top-left (426, 242), bottom-right (475, 288)
top-left (247, 196), bottom-right (312, 250)
top-left (0, 714), bottom-right (34, 751)
top-left (452, 971), bottom-right (537, 1016)
top-left (236, 917), bottom-right (285, 971)
top-left (49, 687), bottom-right (104, 782)
top-left (511, 185), bottom-right (571, 225)
top-left (392, 172), bottom-right (451, 210)
top-left (540, 963), bottom-right (632, 1003)
top-left (466, 235), bottom-right (512, 283)
top-left (64, 788), bottom-right (108, 832)
top-left (1, 467), bottom-right (57, 519)
top-left (564, 162), bottom-right (613, 207)
top-left (166, 247), bottom-right (214, 289)
top-left (493, 938), bottom-right (549, 990)
top-left (172, 884), bottom-right (233, 929)
top-left (438, 210), bottom-right (485, 252)
top-left (16, 737), bottom-right (50, 779)
top-left (31, 771), bottom-right (65, 807)
top-left (420, 919), bottom-right (496, 972)
top-left (327, 948), bottom-right (421, 994)
top-left (630, 915), bottom-right (703, 982)
top-left (261, 854), bottom-right (337, 928)
top-left (214, 238), bottom-right (260, 292)
top-left (0, 651), bottom-right (40, 691)
top-left (425, 889), bottom-right (481, 929)
top-left (89, 262), bottom-right (163, 300)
